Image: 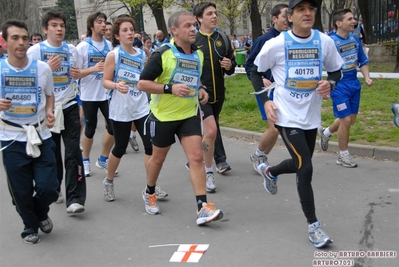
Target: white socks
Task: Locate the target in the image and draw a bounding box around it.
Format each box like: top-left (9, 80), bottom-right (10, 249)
top-left (255, 148), bottom-right (268, 157)
top-left (323, 127), bottom-right (332, 137)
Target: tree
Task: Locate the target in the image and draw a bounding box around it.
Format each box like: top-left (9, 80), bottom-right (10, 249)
top-left (249, 0), bottom-right (262, 42)
top-left (313, 0), bottom-right (324, 31)
top-left (216, 0), bottom-right (245, 35)
top-left (357, 0), bottom-right (371, 44)
top-left (0, 0), bottom-right (41, 35)
top-left (322, 0), bottom-right (356, 32)
top-left (394, 42), bottom-right (399, 73)
top-left (56, 0), bottom-right (78, 40)
top-left (116, 0), bottom-right (169, 36)
top-left (0, 0), bottom-right (28, 24)
top-left (146, 0), bottom-right (168, 35)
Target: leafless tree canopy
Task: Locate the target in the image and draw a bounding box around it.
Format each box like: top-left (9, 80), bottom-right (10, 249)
top-left (0, 0), bottom-right (42, 35)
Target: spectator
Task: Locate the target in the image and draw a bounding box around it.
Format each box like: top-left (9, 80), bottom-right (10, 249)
top-left (30, 33), bottom-right (43, 45)
top-left (239, 35), bottom-right (251, 51)
top-left (0, 31), bottom-right (6, 58)
top-left (154, 30), bottom-right (169, 49)
top-left (247, 31), bottom-right (253, 46)
top-left (230, 34), bottom-right (239, 49)
top-left (143, 35), bottom-right (153, 58)
top-left (104, 21), bottom-right (112, 41)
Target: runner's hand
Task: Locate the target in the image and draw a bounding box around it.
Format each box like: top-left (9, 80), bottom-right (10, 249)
top-left (172, 84), bottom-right (191, 97)
top-left (265, 100), bottom-right (277, 123)
top-left (47, 56), bottom-right (62, 72)
top-left (0, 98), bottom-right (12, 111)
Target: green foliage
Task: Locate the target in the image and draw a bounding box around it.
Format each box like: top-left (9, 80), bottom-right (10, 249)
top-left (56, 0), bottom-right (78, 40)
top-left (214, 0), bottom-right (246, 34)
top-left (222, 65), bottom-right (399, 148)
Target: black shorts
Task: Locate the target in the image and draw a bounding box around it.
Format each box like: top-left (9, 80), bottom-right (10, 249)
top-left (149, 115), bottom-right (202, 148)
top-left (200, 100), bottom-right (224, 120)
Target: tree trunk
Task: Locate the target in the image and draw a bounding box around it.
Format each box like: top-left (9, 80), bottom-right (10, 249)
top-left (357, 0), bottom-right (370, 44)
top-left (334, 0), bottom-right (346, 9)
top-left (249, 0), bottom-right (262, 41)
top-left (393, 44), bottom-right (399, 73)
top-left (313, 0), bottom-right (324, 32)
top-left (229, 19), bottom-right (236, 36)
top-left (147, 0), bottom-right (167, 37)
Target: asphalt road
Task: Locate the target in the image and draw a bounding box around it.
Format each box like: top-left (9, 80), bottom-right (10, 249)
top-left (1, 121), bottom-right (398, 267)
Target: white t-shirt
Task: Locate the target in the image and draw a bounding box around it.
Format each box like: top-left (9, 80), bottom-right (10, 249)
top-left (108, 47), bottom-right (149, 122)
top-left (0, 58), bottom-right (53, 141)
top-left (27, 41), bottom-right (78, 108)
top-left (254, 30), bottom-right (344, 129)
top-left (233, 39), bottom-right (239, 49)
top-left (75, 38), bottom-right (112, 101)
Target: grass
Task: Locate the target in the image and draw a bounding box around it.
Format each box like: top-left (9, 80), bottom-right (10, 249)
top-left (221, 62), bottom-right (399, 148)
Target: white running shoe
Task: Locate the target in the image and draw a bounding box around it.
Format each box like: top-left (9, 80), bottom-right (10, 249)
top-left (96, 158), bottom-right (119, 176)
top-left (206, 172), bottom-right (217, 193)
top-left (336, 154), bottom-right (357, 168)
top-left (308, 221), bottom-right (333, 248)
top-left (196, 202), bottom-right (223, 225)
top-left (155, 184), bottom-right (168, 199)
top-left (129, 135), bottom-right (139, 151)
top-left (66, 203), bottom-right (85, 214)
top-left (142, 189), bottom-right (160, 215)
top-left (55, 192), bottom-right (64, 204)
top-left (103, 178), bottom-right (115, 202)
top-left (318, 126), bottom-right (330, 152)
top-left (250, 152), bottom-right (268, 175)
top-left (83, 160), bottom-right (91, 177)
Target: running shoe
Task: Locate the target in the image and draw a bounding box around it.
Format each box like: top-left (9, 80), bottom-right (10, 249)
top-left (83, 160), bottom-right (91, 177)
top-left (317, 126), bottom-right (330, 151)
top-left (206, 172), bottom-right (217, 193)
top-left (103, 178), bottom-right (115, 202)
top-left (196, 202), bottom-right (223, 225)
top-left (129, 135), bottom-right (139, 151)
top-left (392, 103), bottom-right (399, 127)
top-left (308, 221), bottom-right (333, 248)
top-left (258, 163), bottom-right (278, 195)
top-left (55, 191), bottom-right (64, 204)
top-left (250, 152), bottom-right (268, 175)
top-left (336, 154), bottom-right (357, 168)
top-left (96, 158), bottom-right (119, 175)
top-left (67, 203), bottom-right (85, 214)
top-left (155, 184), bottom-right (168, 199)
top-left (142, 189), bottom-right (160, 215)
top-left (23, 233), bottom-right (40, 245)
top-left (216, 161), bottom-right (231, 174)
top-left (39, 217), bottom-right (53, 234)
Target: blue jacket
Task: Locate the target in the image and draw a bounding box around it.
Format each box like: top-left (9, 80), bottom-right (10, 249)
top-left (245, 27), bottom-right (281, 80)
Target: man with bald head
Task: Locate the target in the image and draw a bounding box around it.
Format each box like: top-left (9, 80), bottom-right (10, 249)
top-left (154, 30), bottom-right (169, 49)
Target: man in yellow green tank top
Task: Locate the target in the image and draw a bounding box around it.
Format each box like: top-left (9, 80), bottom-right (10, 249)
top-left (138, 10), bottom-right (224, 225)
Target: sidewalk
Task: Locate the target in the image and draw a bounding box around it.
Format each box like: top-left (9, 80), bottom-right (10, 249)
top-left (221, 127), bottom-right (399, 161)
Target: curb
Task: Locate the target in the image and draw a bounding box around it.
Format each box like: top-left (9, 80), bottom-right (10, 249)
top-left (220, 127), bottom-right (399, 161)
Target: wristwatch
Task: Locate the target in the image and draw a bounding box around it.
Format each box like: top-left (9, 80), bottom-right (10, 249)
top-left (199, 85), bottom-right (206, 90)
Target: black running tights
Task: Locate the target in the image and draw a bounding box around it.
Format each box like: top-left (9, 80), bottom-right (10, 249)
top-left (270, 126), bottom-right (318, 224)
